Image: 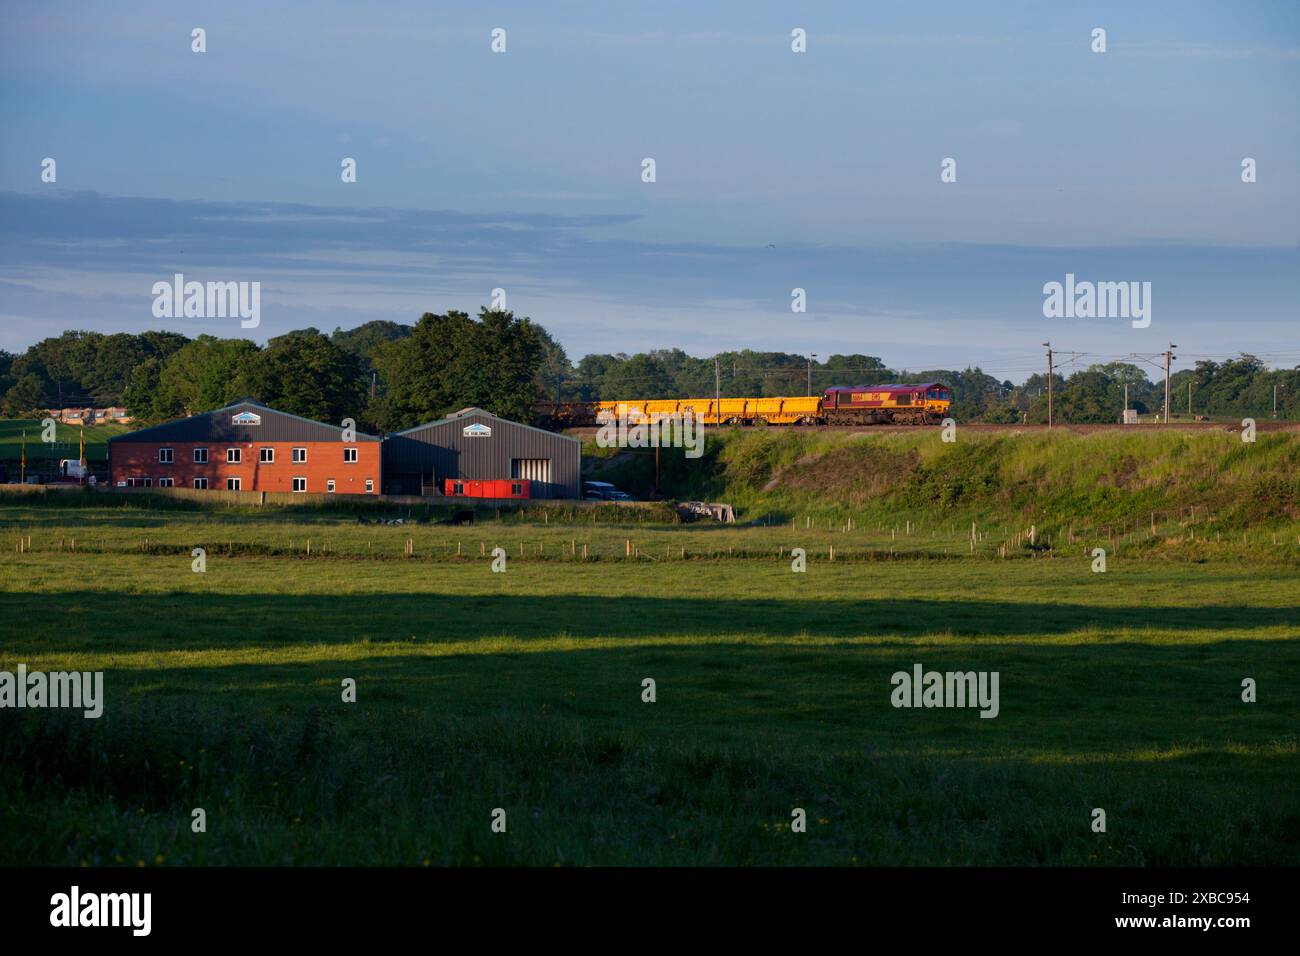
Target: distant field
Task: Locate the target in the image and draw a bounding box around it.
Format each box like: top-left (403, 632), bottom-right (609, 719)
top-left (1, 502), bottom-right (1296, 866)
top-left (584, 426), bottom-right (1300, 529)
top-left (0, 418), bottom-right (128, 464)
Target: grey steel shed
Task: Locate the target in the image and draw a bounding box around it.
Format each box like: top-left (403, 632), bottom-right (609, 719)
top-left (382, 407), bottom-right (581, 499)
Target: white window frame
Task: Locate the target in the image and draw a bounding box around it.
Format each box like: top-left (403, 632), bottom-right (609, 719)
top-left (227, 448), bottom-right (241, 464)
top-left (158, 447), bottom-right (174, 464)
top-left (292, 447), bottom-right (307, 463)
top-left (292, 477), bottom-right (307, 493)
top-left (193, 477), bottom-right (208, 489)
top-left (344, 447), bottom-right (358, 463)
top-left (365, 479), bottom-right (374, 494)
top-left (226, 477), bottom-right (241, 491)
top-left (260, 447), bottom-right (275, 463)
top-left (193, 447), bottom-right (208, 463)
top-left (158, 477), bottom-right (174, 487)
top-left (326, 479), bottom-right (336, 494)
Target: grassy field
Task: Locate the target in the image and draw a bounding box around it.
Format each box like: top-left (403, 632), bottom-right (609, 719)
top-left (1, 499), bottom-right (1297, 866)
top-left (0, 418), bottom-right (128, 467)
top-left (587, 426), bottom-right (1300, 531)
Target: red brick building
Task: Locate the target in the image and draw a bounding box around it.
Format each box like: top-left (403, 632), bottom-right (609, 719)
top-left (108, 399), bottom-right (381, 495)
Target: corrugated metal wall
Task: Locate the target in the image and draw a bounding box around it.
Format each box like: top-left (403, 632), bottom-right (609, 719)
top-left (383, 412), bottom-right (580, 498)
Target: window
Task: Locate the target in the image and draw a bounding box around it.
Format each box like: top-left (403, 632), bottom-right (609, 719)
top-left (292, 447), bottom-right (307, 463)
top-left (365, 479), bottom-right (374, 494)
top-left (326, 479), bottom-right (336, 494)
top-left (193, 477), bottom-right (208, 490)
top-left (292, 477), bottom-right (307, 493)
top-left (511, 482), bottom-right (523, 496)
top-left (227, 448), bottom-right (241, 463)
top-left (226, 477), bottom-right (241, 491)
top-left (127, 477), bottom-right (152, 488)
top-left (194, 448), bottom-right (208, 463)
top-left (344, 447), bottom-right (358, 463)
top-left (452, 482), bottom-right (464, 495)
top-left (260, 447), bottom-right (274, 463)
top-left (159, 447), bottom-right (174, 464)
top-left (158, 477), bottom-right (174, 488)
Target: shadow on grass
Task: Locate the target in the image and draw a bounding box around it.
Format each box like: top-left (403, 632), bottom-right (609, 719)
top-left (1, 648), bottom-right (1296, 867)
top-left (3, 590), bottom-right (1296, 655)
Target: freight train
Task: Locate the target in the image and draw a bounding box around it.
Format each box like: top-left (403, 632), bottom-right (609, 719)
top-left (536, 382), bottom-right (953, 427)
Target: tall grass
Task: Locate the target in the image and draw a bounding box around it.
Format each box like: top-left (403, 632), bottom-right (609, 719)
top-left (586, 428), bottom-right (1300, 530)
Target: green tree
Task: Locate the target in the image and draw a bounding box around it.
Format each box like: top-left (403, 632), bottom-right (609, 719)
top-left (0, 349), bottom-right (14, 398)
top-left (532, 326), bottom-right (574, 403)
top-left (370, 309), bottom-right (545, 429)
top-left (332, 321), bottom-right (412, 369)
top-left (600, 352), bottom-right (675, 400)
top-left (243, 329), bottom-right (366, 425)
top-left (123, 357), bottom-right (166, 422)
top-left (156, 336), bottom-right (259, 417)
top-left (2, 373), bottom-right (50, 416)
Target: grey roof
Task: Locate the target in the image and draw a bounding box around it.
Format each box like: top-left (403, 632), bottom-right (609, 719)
top-left (393, 407), bottom-right (580, 444)
top-left (108, 399), bottom-right (381, 444)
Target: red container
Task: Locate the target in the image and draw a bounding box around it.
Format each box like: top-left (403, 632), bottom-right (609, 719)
top-left (444, 478), bottom-right (530, 499)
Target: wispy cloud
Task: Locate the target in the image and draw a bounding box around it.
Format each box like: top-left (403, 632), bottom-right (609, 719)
top-left (0, 190), bottom-right (1295, 378)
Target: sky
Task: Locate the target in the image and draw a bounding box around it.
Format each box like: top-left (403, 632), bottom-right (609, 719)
top-left (1, 0), bottom-right (1297, 383)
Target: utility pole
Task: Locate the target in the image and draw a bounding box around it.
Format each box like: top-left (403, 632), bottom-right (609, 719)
top-left (1164, 342), bottom-right (1177, 423)
top-left (1188, 380), bottom-right (1192, 417)
top-left (1042, 342), bottom-right (1053, 427)
top-left (807, 353), bottom-right (816, 397)
top-left (1123, 382), bottom-right (1128, 421)
top-left (714, 357), bottom-right (721, 426)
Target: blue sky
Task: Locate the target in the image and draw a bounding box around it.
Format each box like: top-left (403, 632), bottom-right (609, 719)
top-left (1, 1), bottom-right (1297, 381)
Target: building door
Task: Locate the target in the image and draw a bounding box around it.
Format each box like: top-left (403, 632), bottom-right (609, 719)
top-left (510, 458), bottom-right (551, 496)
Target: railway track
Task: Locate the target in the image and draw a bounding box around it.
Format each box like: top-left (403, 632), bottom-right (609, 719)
top-left (558, 420), bottom-right (1299, 437)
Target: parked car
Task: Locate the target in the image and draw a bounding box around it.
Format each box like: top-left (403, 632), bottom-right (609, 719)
top-left (582, 481), bottom-right (633, 502)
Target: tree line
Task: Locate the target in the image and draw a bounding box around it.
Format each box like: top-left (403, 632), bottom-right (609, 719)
top-left (0, 313), bottom-right (1295, 428)
top-left (0, 310), bottom-right (550, 432)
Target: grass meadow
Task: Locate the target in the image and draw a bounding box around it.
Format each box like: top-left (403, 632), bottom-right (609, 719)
top-left (0, 419), bottom-right (127, 467)
top-left (1, 497), bottom-right (1297, 866)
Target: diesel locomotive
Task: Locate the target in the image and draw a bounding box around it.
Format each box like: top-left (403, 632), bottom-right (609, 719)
top-left (536, 382), bottom-right (952, 427)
